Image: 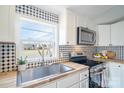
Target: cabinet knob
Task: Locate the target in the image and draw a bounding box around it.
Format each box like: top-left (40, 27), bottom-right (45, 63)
top-left (85, 74), bottom-right (87, 77)
top-left (118, 65), bottom-right (120, 67)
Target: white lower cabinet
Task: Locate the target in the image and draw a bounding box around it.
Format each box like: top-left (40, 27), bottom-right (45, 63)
top-left (70, 83), bottom-right (80, 88)
top-left (80, 79), bottom-right (89, 88)
top-left (108, 62), bottom-right (122, 88)
top-left (57, 73), bottom-right (80, 88)
top-left (69, 78), bottom-right (89, 88)
top-left (35, 69), bottom-right (89, 88)
top-left (121, 64), bottom-right (124, 88)
top-left (57, 69), bottom-right (89, 88)
top-left (107, 62), bottom-right (124, 88)
top-left (36, 81), bottom-right (57, 88)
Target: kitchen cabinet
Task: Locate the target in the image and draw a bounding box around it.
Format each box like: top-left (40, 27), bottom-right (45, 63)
top-left (70, 82), bottom-right (80, 88)
top-left (36, 81), bottom-right (57, 88)
top-left (108, 62), bottom-right (122, 88)
top-left (57, 69), bottom-right (89, 88)
top-left (80, 78), bottom-right (89, 88)
top-left (59, 10), bottom-right (77, 45)
top-left (66, 10), bottom-right (76, 45)
top-left (57, 72), bottom-right (80, 88)
top-left (98, 20), bottom-right (124, 46)
top-left (79, 70), bottom-right (89, 88)
top-left (70, 78), bottom-right (89, 88)
top-left (111, 21), bottom-right (124, 45)
top-left (98, 25), bottom-right (111, 46)
top-left (121, 64), bottom-right (124, 88)
top-left (35, 69), bottom-right (89, 88)
top-left (105, 62), bottom-right (124, 88)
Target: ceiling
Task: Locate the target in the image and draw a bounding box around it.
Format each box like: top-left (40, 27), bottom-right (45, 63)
top-left (36, 5), bottom-right (124, 24)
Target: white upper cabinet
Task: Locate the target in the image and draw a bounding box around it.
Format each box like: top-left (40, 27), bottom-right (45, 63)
top-left (98, 25), bottom-right (111, 46)
top-left (98, 20), bottom-right (124, 46)
top-left (111, 21), bottom-right (124, 45)
top-left (66, 10), bottom-right (76, 45)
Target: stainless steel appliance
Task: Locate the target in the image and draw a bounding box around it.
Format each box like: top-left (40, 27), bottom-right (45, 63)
top-left (77, 27), bottom-right (96, 45)
top-left (89, 62), bottom-right (106, 88)
top-left (69, 53), bottom-right (106, 88)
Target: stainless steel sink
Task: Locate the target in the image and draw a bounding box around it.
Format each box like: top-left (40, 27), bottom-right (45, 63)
top-left (17, 63), bottom-right (73, 86)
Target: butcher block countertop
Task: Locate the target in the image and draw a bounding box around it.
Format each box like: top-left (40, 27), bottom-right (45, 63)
top-left (0, 62), bottom-right (89, 88)
top-left (0, 71), bottom-right (16, 88)
top-left (1, 59), bottom-right (124, 88)
top-left (90, 58), bottom-right (124, 64)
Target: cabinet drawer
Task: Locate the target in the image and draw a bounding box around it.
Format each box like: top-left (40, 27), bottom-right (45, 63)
top-left (57, 73), bottom-right (80, 88)
top-left (80, 70), bottom-right (89, 80)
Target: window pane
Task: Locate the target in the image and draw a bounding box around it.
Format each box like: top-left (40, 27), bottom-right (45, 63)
top-left (20, 18), bottom-right (58, 62)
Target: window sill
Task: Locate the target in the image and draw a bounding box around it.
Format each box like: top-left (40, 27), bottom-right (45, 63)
top-left (26, 57), bottom-right (59, 63)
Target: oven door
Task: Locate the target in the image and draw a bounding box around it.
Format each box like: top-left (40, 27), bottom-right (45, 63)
top-left (89, 69), bottom-right (107, 88)
top-left (90, 72), bottom-right (103, 88)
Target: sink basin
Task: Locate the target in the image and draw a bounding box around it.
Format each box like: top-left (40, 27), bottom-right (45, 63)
top-left (17, 63), bottom-right (73, 86)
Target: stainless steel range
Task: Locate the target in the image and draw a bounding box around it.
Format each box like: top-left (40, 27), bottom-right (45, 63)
top-left (69, 53), bottom-right (107, 88)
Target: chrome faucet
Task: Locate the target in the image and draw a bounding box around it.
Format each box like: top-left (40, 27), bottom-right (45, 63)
top-left (36, 44), bottom-right (45, 62)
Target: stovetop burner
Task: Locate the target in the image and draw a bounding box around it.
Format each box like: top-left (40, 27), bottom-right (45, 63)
top-left (69, 56), bottom-right (103, 67)
top-left (84, 60), bottom-right (103, 67)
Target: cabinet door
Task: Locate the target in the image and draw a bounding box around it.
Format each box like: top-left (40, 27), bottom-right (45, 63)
top-left (108, 62), bottom-right (121, 88)
top-left (111, 21), bottom-right (124, 45)
top-left (57, 73), bottom-right (79, 88)
top-left (66, 10), bottom-right (76, 45)
top-left (80, 79), bottom-right (89, 88)
top-left (36, 81), bottom-right (56, 88)
top-left (121, 64), bottom-right (124, 88)
top-left (69, 83), bottom-right (80, 88)
top-left (98, 25), bottom-right (111, 46)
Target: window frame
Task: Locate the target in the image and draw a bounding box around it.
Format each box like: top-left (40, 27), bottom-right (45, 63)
top-left (17, 16), bottom-right (59, 62)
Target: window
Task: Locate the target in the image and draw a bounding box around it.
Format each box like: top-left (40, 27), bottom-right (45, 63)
top-left (19, 18), bottom-right (58, 62)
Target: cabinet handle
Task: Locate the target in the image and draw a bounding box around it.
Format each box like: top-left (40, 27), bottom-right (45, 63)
top-left (85, 74), bottom-right (87, 77)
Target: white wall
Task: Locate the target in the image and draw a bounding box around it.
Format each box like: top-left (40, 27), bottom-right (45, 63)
top-left (0, 6), bottom-right (16, 42)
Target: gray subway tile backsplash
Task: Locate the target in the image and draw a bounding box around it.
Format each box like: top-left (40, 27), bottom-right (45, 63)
top-left (96, 46), bottom-right (124, 60)
top-left (59, 45), bottom-right (96, 61)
